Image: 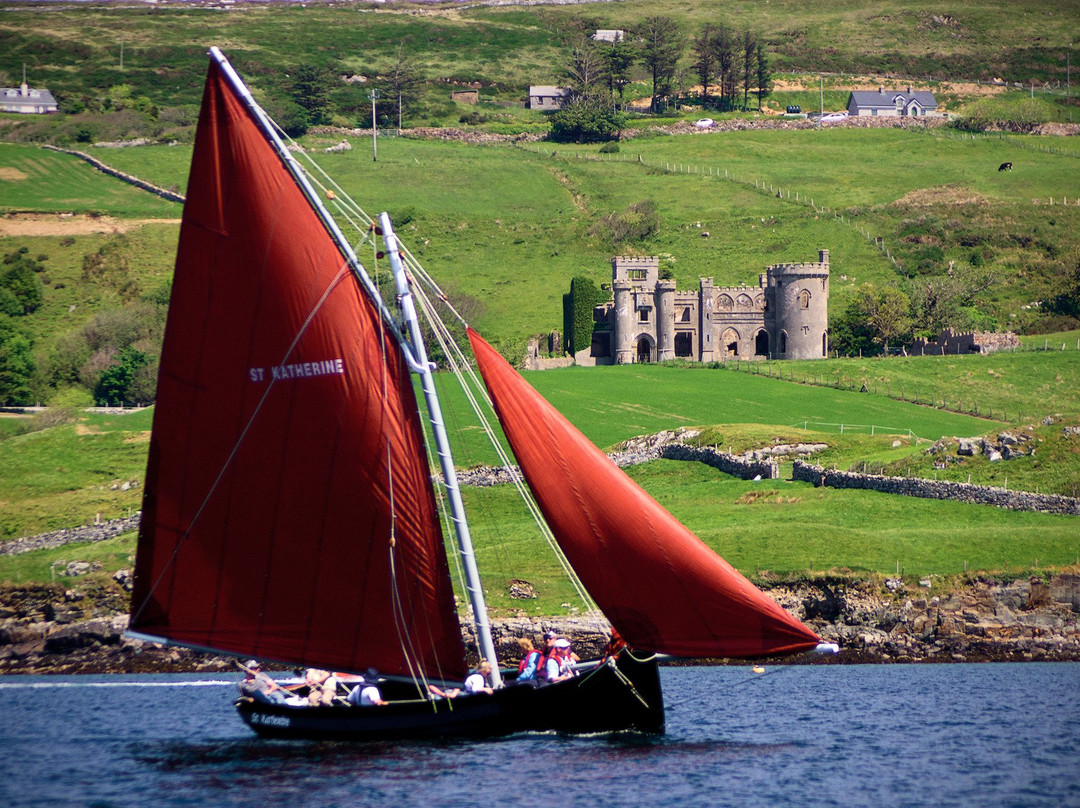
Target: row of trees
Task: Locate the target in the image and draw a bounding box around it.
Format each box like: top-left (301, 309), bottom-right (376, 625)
top-left (561, 18), bottom-right (770, 114)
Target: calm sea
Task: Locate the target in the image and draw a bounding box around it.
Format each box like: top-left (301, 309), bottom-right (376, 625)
top-left (2, 664), bottom-right (1078, 808)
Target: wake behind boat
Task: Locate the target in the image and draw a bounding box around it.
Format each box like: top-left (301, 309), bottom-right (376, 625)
top-left (127, 48), bottom-right (830, 742)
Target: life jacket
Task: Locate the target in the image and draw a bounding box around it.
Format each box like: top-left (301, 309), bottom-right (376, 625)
top-left (518, 650), bottom-right (542, 677)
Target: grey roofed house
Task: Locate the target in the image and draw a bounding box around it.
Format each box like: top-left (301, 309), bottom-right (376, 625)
top-left (1, 82), bottom-right (58, 114)
top-left (846, 87), bottom-right (938, 117)
top-left (528, 85), bottom-right (569, 111)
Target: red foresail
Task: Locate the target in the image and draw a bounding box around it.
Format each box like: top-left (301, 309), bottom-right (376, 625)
top-left (468, 329), bottom-right (821, 659)
top-left (130, 60), bottom-right (466, 679)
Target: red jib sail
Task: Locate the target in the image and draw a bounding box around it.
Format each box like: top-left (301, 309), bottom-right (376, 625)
top-left (468, 329), bottom-right (821, 658)
top-left (130, 60), bottom-right (466, 679)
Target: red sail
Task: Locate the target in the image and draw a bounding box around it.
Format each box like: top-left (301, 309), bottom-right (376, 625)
top-left (468, 329), bottom-right (821, 658)
top-left (130, 61), bottom-right (466, 679)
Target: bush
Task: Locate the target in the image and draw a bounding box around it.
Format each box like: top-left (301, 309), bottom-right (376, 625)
top-left (590, 200), bottom-right (660, 246)
top-left (548, 98), bottom-right (625, 143)
top-left (598, 141), bottom-right (620, 154)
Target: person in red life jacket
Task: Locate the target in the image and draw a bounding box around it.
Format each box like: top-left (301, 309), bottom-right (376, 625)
top-left (543, 639), bottom-right (577, 683)
top-left (601, 627), bottom-right (627, 660)
top-left (516, 637), bottom-right (543, 682)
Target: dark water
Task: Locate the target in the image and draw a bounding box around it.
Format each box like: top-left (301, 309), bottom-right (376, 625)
top-left (3, 664), bottom-right (1078, 808)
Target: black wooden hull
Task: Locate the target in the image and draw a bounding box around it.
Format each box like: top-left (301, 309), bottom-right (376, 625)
top-left (236, 653), bottom-right (664, 741)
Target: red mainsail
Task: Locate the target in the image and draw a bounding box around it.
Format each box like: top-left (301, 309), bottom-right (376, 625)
top-left (130, 61), bottom-right (466, 679)
top-left (468, 329), bottom-right (822, 658)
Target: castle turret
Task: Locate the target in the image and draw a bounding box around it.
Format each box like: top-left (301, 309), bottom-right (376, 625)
top-left (656, 279), bottom-right (676, 361)
top-left (766, 249), bottom-right (830, 360)
top-left (612, 275), bottom-right (633, 364)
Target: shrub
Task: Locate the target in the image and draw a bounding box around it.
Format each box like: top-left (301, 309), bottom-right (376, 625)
top-left (598, 141), bottom-right (620, 154)
top-left (590, 200), bottom-right (660, 245)
top-left (548, 98), bottom-right (625, 143)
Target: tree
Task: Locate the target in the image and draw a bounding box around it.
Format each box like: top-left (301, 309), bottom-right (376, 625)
top-left (635, 16), bottom-right (682, 113)
top-left (290, 63), bottom-right (336, 127)
top-left (741, 30), bottom-right (758, 110)
top-left (381, 45), bottom-right (424, 129)
top-left (691, 24), bottom-right (718, 108)
top-left (856, 284), bottom-right (913, 354)
top-left (0, 314), bottom-right (35, 406)
top-left (565, 38), bottom-right (604, 103)
top-left (598, 38), bottom-right (637, 107)
top-left (548, 97), bottom-right (624, 143)
top-left (755, 41), bottom-right (772, 111)
top-left (94, 346), bottom-right (152, 406)
top-left (909, 265), bottom-right (996, 335)
top-left (0, 248), bottom-right (45, 316)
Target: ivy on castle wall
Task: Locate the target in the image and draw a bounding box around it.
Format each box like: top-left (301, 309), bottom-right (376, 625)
top-left (565, 276), bottom-right (604, 357)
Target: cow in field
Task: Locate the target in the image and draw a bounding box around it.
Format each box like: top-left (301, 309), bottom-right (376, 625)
top-left (998, 162), bottom-right (1013, 172)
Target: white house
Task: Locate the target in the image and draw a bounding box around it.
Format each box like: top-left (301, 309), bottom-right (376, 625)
top-left (528, 85), bottom-right (569, 111)
top-left (846, 87), bottom-right (938, 117)
top-left (592, 30), bottom-right (625, 43)
top-left (0, 81), bottom-right (58, 114)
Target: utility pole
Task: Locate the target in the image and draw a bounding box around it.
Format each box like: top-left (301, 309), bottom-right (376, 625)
top-left (368, 89), bottom-right (379, 162)
top-left (819, 75), bottom-right (824, 115)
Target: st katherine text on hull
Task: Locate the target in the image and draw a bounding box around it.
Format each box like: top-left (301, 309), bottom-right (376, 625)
top-left (128, 48), bottom-right (831, 742)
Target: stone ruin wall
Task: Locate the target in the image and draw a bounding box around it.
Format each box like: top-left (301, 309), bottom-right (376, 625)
top-left (912, 328), bottom-right (1021, 356)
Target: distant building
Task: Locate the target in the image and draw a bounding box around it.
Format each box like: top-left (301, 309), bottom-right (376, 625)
top-left (578, 251), bottom-right (831, 365)
top-left (847, 87), bottom-right (938, 117)
top-left (528, 85), bottom-right (569, 111)
top-left (1, 79), bottom-right (57, 115)
top-left (592, 30), bottom-right (625, 43)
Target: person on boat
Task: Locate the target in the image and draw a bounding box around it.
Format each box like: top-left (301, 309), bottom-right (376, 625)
top-left (346, 669), bottom-right (388, 706)
top-left (542, 639), bottom-right (577, 683)
top-left (463, 660), bottom-right (495, 695)
top-left (304, 668), bottom-right (337, 706)
top-left (427, 683), bottom-right (461, 700)
top-left (515, 637), bottom-right (543, 683)
top-left (238, 660), bottom-right (298, 705)
top-left (601, 627), bottom-right (627, 661)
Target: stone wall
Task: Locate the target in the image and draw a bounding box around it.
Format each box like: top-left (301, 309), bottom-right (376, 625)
top-left (911, 328), bottom-right (1021, 356)
top-left (793, 460), bottom-right (1080, 515)
top-left (660, 444), bottom-right (779, 480)
top-left (41, 145), bottom-right (186, 203)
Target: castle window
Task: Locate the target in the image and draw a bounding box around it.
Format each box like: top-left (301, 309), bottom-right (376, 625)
top-left (798, 289), bottom-right (811, 309)
top-left (736, 294), bottom-right (753, 310)
top-left (680, 307), bottom-right (692, 322)
top-left (629, 269), bottom-right (648, 281)
top-left (779, 331), bottom-right (788, 354)
top-left (754, 330), bottom-right (769, 356)
top-left (638, 307), bottom-right (650, 323)
top-left (717, 295), bottom-right (733, 312)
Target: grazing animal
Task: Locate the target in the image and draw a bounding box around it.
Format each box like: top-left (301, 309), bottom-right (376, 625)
top-left (998, 162), bottom-right (1013, 172)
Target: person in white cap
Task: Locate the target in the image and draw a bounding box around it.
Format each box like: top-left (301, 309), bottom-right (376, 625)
top-left (238, 660), bottom-right (292, 705)
top-left (543, 639), bottom-right (576, 683)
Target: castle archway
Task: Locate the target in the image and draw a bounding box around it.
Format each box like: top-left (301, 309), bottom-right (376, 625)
top-left (636, 335), bottom-right (654, 363)
top-left (674, 331), bottom-right (693, 358)
top-left (721, 327), bottom-right (740, 358)
top-left (754, 330), bottom-right (769, 356)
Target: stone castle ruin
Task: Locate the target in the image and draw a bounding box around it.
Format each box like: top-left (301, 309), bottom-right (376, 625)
top-left (578, 251), bottom-right (830, 365)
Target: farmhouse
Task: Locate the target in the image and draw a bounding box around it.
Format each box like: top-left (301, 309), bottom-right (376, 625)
top-left (1, 80), bottom-right (57, 115)
top-left (577, 251), bottom-right (831, 365)
top-left (528, 85), bottom-right (569, 111)
top-left (846, 87), bottom-right (939, 117)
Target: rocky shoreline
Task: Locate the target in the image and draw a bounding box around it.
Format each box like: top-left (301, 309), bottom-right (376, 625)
top-left (2, 573), bottom-right (1077, 675)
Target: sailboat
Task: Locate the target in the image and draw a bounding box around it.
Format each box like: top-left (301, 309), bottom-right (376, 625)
top-left (128, 49), bottom-right (832, 741)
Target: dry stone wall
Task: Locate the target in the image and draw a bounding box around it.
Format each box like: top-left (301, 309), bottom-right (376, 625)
top-left (793, 459), bottom-right (1080, 515)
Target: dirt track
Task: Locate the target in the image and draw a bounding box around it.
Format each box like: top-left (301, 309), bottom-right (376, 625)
top-left (0, 214), bottom-right (180, 238)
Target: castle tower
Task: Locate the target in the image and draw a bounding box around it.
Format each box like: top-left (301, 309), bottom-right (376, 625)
top-left (656, 279), bottom-right (676, 361)
top-left (767, 249), bottom-right (830, 360)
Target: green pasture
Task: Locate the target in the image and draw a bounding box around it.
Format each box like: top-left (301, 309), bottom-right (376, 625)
top-left (0, 143), bottom-right (180, 217)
